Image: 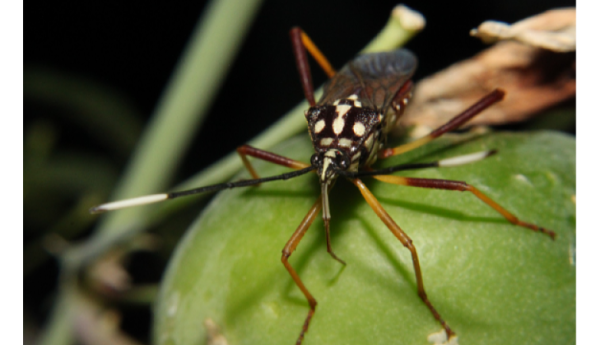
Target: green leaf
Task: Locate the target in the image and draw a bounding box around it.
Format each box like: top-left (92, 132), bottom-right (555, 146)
top-left (154, 131), bottom-right (575, 345)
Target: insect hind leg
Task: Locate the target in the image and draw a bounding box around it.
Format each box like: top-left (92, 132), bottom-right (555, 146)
top-left (379, 89), bottom-right (505, 159)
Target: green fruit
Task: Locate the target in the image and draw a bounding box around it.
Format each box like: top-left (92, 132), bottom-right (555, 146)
top-left (154, 131), bottom-right (575, 345)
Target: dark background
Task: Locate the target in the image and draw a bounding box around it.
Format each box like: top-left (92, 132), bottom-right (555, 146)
top-left (25, 0), bottom-right (576, 180)
top-left (24, 0), bottom-right (575, 343)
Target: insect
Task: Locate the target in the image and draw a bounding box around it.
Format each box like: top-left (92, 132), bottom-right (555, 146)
top-left (91, 27), bottom-right (555, 344)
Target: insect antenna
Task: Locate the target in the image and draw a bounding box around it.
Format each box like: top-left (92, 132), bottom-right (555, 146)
top-left (335, 150), bottom-right (497, 178)
top-left (90, 165), bottom-right (316, 214)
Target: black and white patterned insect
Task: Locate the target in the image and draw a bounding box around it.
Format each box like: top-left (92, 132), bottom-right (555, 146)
top-left (304, 49), bottom-right (416, 231)
top-left (91, 27), bottom-right (555, 345)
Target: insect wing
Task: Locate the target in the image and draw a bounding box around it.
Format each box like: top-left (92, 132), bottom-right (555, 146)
top-left (319, 49), bottom-right (417, 111)
top-left (351, 49), bottom-right (417, 111)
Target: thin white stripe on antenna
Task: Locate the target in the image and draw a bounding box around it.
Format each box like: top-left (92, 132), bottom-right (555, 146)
top-left (90, 194), bottom-right (168, 213)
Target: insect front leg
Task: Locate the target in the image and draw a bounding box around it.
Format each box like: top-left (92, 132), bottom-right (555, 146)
top-left (236, 144), bottom-right (310, 180)
top-left (281, 197), bottom-right (323, 345)
top-left (350, 178), bottom-right (455, 339)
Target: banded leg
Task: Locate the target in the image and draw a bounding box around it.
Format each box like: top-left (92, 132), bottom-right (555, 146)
top-left (372, 175), bottom-right (556, 239)
top-left (378, 89), bottom-right (505, 159)
top-left (350, 178), bottom-right (455, 338)
top-left (388, 80), bottom-right (414, 128)
top-left (290, 27), bottom-right (336, 78)
top-left (282, 197), bottom-right (323, 345)
top-left (236, 144), bottom-right (310, 180)
top-left (290, 27), bottom-right (336, 106)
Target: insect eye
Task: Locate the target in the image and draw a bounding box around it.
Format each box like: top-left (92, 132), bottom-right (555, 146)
top-left (310, 154), bottom-right (320, 167)
top-left (335, 152), bottom-right (350, 170)
top-left (305, 107), bottom-right (320, 120)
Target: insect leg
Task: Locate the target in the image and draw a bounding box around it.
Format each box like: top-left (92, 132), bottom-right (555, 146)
top-left (290, 27), bottom-right (337, 106)
top-left (379, 89), bottom-right (505, 159)
top-left (388, 80), bottom-right (414, 127)
top-left (350, 178), bottom-right (455, 338)
top-left (236, 144), bottom-right (345, 265)
top-left (237, 144), bottom-right (310, 180)
top-left (239, 146), bottom-right (344, 265)
top-left (371, 175), bottom-right (556, 239)
top-left (282, 197), bottom-right (323, 345)
top-left (290, 27), bottom-right (336, 78)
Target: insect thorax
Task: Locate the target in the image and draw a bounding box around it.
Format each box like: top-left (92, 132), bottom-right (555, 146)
top-left (306, 96), bottom-right (385, 172)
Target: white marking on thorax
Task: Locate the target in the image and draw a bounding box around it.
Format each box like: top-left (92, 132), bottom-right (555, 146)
top-left (338, 138), bottom-right (353, 148)
top-left (348, 95), bottom-right (361, 106)
top-left (333, 104), bottom-right (352, 135)
top-left (314, 119), bottom-right (325, 133)
top-left (320, 138), bottom-right (334, 146)
top-left (353, 122), bottom-right (365, 136)
top-left (347, 95), bottom-right (362, 107)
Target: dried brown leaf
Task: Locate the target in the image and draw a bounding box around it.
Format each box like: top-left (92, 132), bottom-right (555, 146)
top-left (471, 8), bottom-right (575, 52)
top-left (397, 8), bottom-right (575, 135)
